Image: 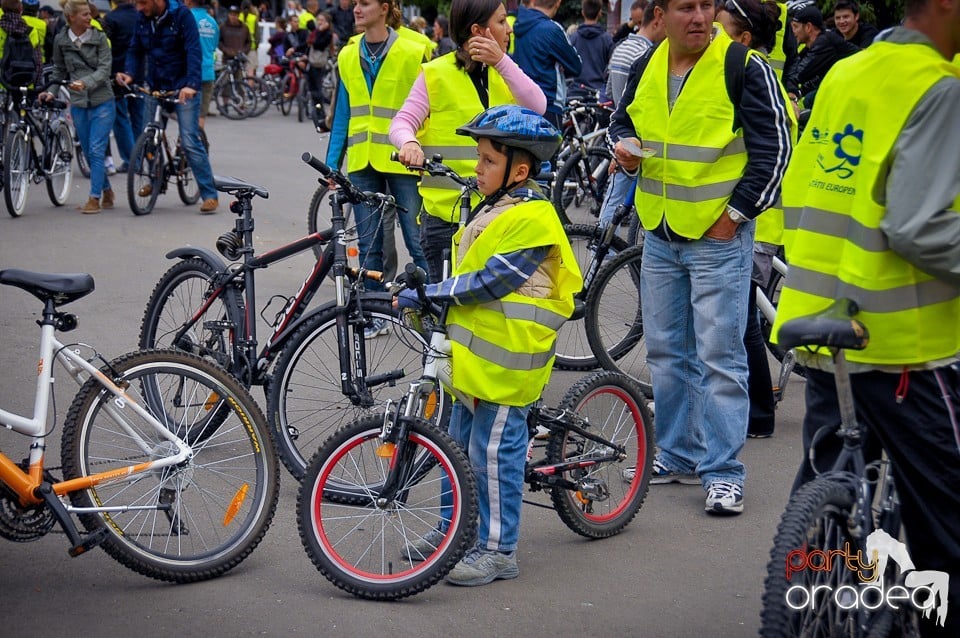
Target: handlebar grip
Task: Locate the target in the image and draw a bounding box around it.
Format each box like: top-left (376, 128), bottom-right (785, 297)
top-left (301, 152), bottom-right (332, 177)
top-left (390, 151), bottom-right (399, 162)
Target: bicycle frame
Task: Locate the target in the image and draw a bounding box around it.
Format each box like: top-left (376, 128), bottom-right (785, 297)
top-left (0, 305), bottom-right (191, 509)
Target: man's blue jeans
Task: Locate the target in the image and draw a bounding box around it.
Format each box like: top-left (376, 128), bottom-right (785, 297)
top-left (71, 100), bottom-right (116, 199)
top-left (599, 169), bottom-right (635, 227)
top-left (640, 224), bottom-right (754, 487)
top-left (145, 93), bottom-right (217, 201)
top-left (347, 168), bottom-right (428, 289)
top-left (112, 95), bottom-right (137, 165)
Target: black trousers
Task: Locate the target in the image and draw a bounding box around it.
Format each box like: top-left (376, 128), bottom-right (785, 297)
top-left (419, 213), bottom-right (459, 284)
top-left (797, 366), bottom-right (960, 637)
top-left (745, 282), bottom-right (776, 435)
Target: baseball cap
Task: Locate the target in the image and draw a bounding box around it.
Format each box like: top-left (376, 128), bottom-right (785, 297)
top-left (791, 4), bottom-right (824, 29)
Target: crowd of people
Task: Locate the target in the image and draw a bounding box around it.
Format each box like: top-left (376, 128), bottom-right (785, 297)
top-left (2, 0), bottom-right (959, 628)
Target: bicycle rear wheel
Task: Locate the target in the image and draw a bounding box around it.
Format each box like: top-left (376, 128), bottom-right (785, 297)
top-left (61, 350), bottom-right (279, 583)
top-left (215, 78), bottom-right (254, 120)
top-left (45, 121), bottom-right (73, 206)
top-left (3, 126), bottom-right (30, 217)
top-left (546, 370), bottom-right (653, 538)
top-left (551, 147), bottom-right (612, 224)
top-left (554, 224), bottom-right (628, 371)
top-left (268, 298), bottom-right (447, 479)
top-left (128, 132), bottom-right (164, 215)
top-left (175, 143), bottom-right (200, 205)
top-left (298, 415), bottom-right (477, 600)
top-left (584, 245), bottom-right (650, 396)
top-left (139, 259), bottom-right (242, 375)
top-left (279, 74), bottom-right (295, 116)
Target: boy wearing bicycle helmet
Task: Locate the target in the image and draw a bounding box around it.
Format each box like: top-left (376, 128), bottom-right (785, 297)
top-left (397, 105), bottom-right (582, 587)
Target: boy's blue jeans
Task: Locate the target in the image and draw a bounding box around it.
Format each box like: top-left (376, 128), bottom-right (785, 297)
top-left (440, 400), bottom-right (530, 553)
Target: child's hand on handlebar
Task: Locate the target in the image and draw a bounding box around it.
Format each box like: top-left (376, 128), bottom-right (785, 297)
top-left (397, 141), bottom-right (425, 169)
top-left (395, 289), bottom-right (422, 311)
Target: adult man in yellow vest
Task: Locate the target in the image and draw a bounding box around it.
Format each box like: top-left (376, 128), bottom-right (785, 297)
top-left (608, 0), bottom-right (791, 515)
top-left (773, 0), bottom-right (960, 631)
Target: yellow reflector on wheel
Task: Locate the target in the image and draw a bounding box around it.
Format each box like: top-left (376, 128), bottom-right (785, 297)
top-left (204, 392), bottom-right (220, 411)
top-left (223, 483), bottom-right (249, 526)
top-left (375, 442), bottom-right (396, 458)
top-left (423, 392), bottom-right (438, 420)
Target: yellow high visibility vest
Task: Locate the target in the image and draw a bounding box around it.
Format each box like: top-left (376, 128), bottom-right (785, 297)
top-left (339, 35), bottom-right (424, 174)
top-left (626, 31), bottom-right (749, 239)
top-left (447, 197), bottom-right (582, 406)
top-left (242, 12), bottom-right (258, 51)
top-left (22, 15), bottom-right (46, 62)
top-left (774, 41), bottom-right (960, 365)
top-left (419, 52), bottom-right (515, 222)
top-left (397, 25), bottom-right (435, 61)
top-left (767, 2), bottom-right (788, 80)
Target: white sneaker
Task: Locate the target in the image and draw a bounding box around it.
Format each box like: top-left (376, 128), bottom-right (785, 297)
top-left (105, 157), bottom-right (116, 175)
top-left (705, 480), bottom-right (744, 515)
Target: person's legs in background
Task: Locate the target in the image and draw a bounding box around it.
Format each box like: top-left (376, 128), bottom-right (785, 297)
top-left (174, 93), bottom-right (219, 209)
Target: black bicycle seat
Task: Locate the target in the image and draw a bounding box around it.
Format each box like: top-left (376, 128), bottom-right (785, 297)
top-left (214, 175), bottom-right (269, 199)
top-left (777, 298), bottom-right (869, 351)
top-left (0, 269), bottom-right (95, 305)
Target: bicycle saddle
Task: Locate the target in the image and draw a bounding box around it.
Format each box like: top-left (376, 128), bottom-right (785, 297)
top-left (0, 269), bottom-right (95, 305)
top-left (214, 175), bottom-right (269, 199)
top-left (777, 298), bottom-right (869, 351)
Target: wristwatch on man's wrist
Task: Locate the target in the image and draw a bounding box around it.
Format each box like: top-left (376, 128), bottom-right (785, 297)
top-left (726, 206), bottom-right (749, 224)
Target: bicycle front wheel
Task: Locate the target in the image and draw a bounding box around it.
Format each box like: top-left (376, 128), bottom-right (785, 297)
top-left (584, 245), bottom-right (650, 396)
top-left (546, 370), bottom-right (653, 538)
top-left (3, 126), bottom-right (31, 217)
top-left (60, 349), bottom-right (279, 583)
top-left (45, 121), bottom-right (73, 206)
top-left (139, 258), bottom-right (242, 375)
top-left (760, 478), bottom-right (866, 637)
top-left (298, 415), bottom-right (477, 600)
top-left (128, 132), bottom-right (164, 215)
top-left (268, 298), bottom-right (447, 479)
top-left (175, 143), bottom-right (200, 205)
top-left (551, 147), bottom-right (612, 224)
top-left (554, 224), bottom-right (628, 371)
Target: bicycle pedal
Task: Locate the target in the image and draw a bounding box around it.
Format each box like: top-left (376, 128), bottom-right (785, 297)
top-left (68, 527), bottom-right (110, 557)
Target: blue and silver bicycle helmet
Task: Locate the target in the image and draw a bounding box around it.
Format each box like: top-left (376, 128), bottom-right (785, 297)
top-left (456, 105), bottom-right (561, 162)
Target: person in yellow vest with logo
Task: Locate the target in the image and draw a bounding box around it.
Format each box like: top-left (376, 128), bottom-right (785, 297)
top-left (390, 0), bottom-right (546, 284)
top-left (772, 0), bottom-right (960, 631)
top-left (716, 0), bottom-right (796, 439)
top-left (396, 105), bottom-right (582, 587)
top-left (325, 0), bottom-right (428, 336)
top-left (608, 0), bottom-right (791, 516)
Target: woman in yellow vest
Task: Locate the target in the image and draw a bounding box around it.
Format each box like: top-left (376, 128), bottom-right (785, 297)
top-left (397, 105), bottom-right (581, 586)
top-left (324, 0), bottom-right (428, 323)
top-left (716, 0), bottom-right (797, 439)
top-left (390, 0), bottom-right (546, 283)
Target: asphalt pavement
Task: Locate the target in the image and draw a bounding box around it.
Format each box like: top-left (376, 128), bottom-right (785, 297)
top-left (0, 108), bottom-right (806, 638)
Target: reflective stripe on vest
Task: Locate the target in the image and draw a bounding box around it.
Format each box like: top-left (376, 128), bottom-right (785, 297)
top-left (446, 198), bottom-right (582, 406)
top-left (774, 42), bottom-right (960, 365)
top-left (339, 36), bottom-right (423, 175)
top-left (626, 31), bottom-right (748, 239)
top-left (419, 53), bottom-right (516, 221)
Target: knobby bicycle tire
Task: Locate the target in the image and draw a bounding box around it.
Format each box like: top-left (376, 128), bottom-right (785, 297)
top-left (554, 224), bottom-right (628, 371)
top-left (279, 74), bottom-right (295, 116)
top-left (128, 132), bottom-right (164, 215)
top-left (60, 349), bottom-right (278, 583)
top-left (3, 126), bottom-right (30, 217)
top-left (175, 143), bottom-right (201, 205)
top-left (297, 415), bottom-right (477, 600)
top-left (268, 298), bottom-right (448, 480)
top-left (45, 121), bottom-right (73, 206)
top-left (584, 245), bottom-right (651, 397)
top-left (247, 76), bottom-right (271, 118)
top-left (214, 76), bottom-right (254, 120)
top-left (546, 370), bottom-right (653, 538)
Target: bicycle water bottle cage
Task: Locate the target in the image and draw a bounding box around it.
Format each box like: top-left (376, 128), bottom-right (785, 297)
top-left (777, 298), bottom-right (869, 352)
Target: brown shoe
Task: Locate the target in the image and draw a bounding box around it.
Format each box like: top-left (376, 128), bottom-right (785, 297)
top-left (79, 197), bottom-right (101, 214)
top-left (138, 184), bottom-right (153, 198)
top-left (199, 198), bottom-right (218, 214)
top-left (100, 189), bottom-right (115, 209)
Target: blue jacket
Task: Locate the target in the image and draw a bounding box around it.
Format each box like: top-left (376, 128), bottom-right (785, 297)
top-left (511, 5), bottom-right (581, 116)
top-left (125, 0), bottom-right (203, 91)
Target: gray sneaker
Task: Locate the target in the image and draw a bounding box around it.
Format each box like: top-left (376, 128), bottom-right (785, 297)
top-left (402, 528), bottom-right (445, 562)
top-left (446, 547), bottom-right (519, 587)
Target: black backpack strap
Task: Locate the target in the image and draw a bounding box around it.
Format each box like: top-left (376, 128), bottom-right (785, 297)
top-left (724, 41), bottom-right (749, 132)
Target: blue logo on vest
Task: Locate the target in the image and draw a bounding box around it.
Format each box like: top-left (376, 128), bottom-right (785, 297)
top-left (815, 123), bottom-right (863, 180)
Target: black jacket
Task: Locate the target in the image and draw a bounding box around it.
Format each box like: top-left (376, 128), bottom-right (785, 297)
top-left (569, 23), bottom-right (613, 92)
top-left (784, 29), bottom-right (859, 98)
top-left (104, 4), bottom-right (140, 76)
top-left (608, 44), bottom-right (792, 221)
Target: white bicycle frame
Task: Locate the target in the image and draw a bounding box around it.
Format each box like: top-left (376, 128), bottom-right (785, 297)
top-left (754, 254), bottom-right (798, 398)
top-left (0, 320), bottom-right (192, 506)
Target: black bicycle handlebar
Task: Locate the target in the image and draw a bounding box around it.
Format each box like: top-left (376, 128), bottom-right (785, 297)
top-left (301, 152), bottom-right (401, 210)
top-left (389, 151), bottom-right (478, 191)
